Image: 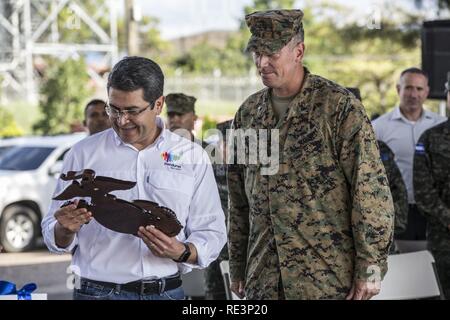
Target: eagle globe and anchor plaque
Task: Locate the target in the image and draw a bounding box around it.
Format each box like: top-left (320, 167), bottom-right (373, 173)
top-left (53, 169), bottom-right (183, 237)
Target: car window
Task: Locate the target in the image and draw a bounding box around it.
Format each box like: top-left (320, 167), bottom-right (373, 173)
top-left (0, 146), bottom-right (55, 171)
top-left (56, 148), bottom-right (71, 161)
top-left (0, 146), bottom-right (14, 158)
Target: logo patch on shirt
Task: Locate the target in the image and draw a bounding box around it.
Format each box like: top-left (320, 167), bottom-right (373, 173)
top-left (161, 151), bottom-right (181, 162)
top-left (161, 151), bottom-right (182, 170)
top-left (415, 143), bottom-right (426, 155)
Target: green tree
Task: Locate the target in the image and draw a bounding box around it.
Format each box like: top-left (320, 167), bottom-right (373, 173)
top-left (173, 42), bottom-right (222, 74)
top-left (54, 0), bottom-right (110, 43)
top-left (172, 38), bottom-right (252, 76)
top-left (33, 57), bottom-right (92, 135)
top-left (0, 108), bottom-right (23, 138)
top-left (52, 1), bottom-right (170, 60)
top-left (303, 2), bottom-right (422, 115)
top-left (201, 115), bottom-right (218, 139)
top-left (415, 0), bottom-right (450, 10)
top-left (168, 0), bottom-right (428, 117)
top-left (136, 16), bottom-right (173, 60)
top-left (238, 1), bottom-right (423, 116)
top-left (439, 0), bottom-right (450, 9)
top-left (171, 0), bottom-right (295, 76)
top-left (115, 14), bottom-right (172, 60)
top-left (244, 0), bottom-right (295, 15)
top-left (220, 33), bottom-right (255, 75)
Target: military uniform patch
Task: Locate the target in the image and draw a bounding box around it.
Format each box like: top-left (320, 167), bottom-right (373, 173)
top-left (415, 143), bottom-right (426, 155)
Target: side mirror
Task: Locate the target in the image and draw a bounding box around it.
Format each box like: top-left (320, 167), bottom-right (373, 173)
top-left (48, 161), bottom-right (63, 177)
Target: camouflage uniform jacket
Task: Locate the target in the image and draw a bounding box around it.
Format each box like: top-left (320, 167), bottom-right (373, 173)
top-left (378, 141), bottom-right (408, 235)
top-left (204, 161), bottom-right (230, 299)
top-left (228, 69), bottom-right (394, 299)
top-left (214, 164), bottom-right (229, 220)
top-left (414, 119), bottom-right (450, 252)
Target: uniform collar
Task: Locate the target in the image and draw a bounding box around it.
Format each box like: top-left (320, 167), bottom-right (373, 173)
top-left (286, 67), bottom-right (312, 118)
top-left (392, 106), bottom-right (434, 122)
top-left (257, 67), bottom-right (311, 127)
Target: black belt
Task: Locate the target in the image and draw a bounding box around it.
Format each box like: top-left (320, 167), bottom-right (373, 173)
top-left (80, 275), bottom-right (182, 295)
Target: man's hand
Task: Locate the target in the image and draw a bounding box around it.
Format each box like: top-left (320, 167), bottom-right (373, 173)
top-left (54, 200), bottom-right (92, 234)
top-left (54, 199), bottom-right (92, 248)
top-left (138, 225), bottom-right (194, 262)
top-left (231, 280), bottom-right (245, 299)
top-left (345, 279), bottom-right (381, 300)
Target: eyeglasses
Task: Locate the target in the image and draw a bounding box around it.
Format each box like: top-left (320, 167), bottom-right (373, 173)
top-left (252, 51), bottom-right (281, 62)
top-left (105, 103), bottom-right (153, 120)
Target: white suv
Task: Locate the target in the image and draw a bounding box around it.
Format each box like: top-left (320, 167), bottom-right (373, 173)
top-left (0, 133), bottom-right (86, 252)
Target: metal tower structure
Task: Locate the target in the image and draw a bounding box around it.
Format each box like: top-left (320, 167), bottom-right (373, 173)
top-left (0, 0), bottom-right (118, 103)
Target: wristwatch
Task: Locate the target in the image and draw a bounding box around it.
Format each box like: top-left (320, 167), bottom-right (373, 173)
top-left (173, 242), bottom-right (191, 263)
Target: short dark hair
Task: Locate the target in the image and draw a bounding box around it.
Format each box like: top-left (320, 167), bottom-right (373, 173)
top-left (84, 99), bottom-right (106, 118)
top-left (107, 56), bottom-right (164, 105)
top-left (400, 67), bottom-right (428, 81)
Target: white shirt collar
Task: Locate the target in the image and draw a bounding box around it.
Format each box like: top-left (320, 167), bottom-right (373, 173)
top-left (392, 106), bottom-right (433, 122)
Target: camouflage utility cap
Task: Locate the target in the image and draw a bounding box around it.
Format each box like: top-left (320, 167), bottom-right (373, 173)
top-left (245, 9), bottom-right (304, 55)
top-left (166, 93), bottom-right (196, 114)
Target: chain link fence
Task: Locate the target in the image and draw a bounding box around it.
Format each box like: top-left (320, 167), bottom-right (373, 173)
top-left (165, 75), bottom-right (264, 104)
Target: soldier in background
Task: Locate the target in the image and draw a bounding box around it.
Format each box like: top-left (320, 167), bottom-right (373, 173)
top-left (414, 72), bottom-right (450, 298)
top-left (166, 93), bottom-right (226, 299)
top-left (204, 119), bottom-right (232, 300)
top-left (165, 93), bottom-right (208, 149)
top-left (378, 141), bottom-right (408, 247)
top-left (228, 9), bottom-right (394, 300)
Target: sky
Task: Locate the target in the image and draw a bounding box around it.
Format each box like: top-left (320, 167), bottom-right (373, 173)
top-left (118, 0), bottom-right (438, 40)
top-left (133, 0), bottom-right (253, 39)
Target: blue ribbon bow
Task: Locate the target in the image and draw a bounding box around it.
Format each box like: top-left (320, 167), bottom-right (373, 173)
top-left (0, 281), bottom-right (37, 300)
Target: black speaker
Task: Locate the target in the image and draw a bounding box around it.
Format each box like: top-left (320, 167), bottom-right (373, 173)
top-left (422, 19), bottom-right (450, 99)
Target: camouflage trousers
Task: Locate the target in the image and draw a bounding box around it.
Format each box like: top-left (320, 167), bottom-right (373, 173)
top-left (433, 251), bottom-right (450, 299)
top-left (204, 245), bottom-right (229, 300)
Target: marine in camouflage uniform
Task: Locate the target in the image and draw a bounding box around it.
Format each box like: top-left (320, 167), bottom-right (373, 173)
top-left (227, 9), bottom-right (394, 300)
top-left (204, 120), bottom-right (233, 300)
top-left (165, 93), bottom-right (209, 149)
top-left (166, 93), bottom-right (228, 298)
top-left (413, 75), bottom-right (450, 299)
top-left (378, 141), bottom-right (408, 250)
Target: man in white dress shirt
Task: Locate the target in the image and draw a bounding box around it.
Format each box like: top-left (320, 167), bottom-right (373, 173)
top-left (41, 56), bottom-right (227, 300)
top-left (372, 67), bottom-right (447, 251)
